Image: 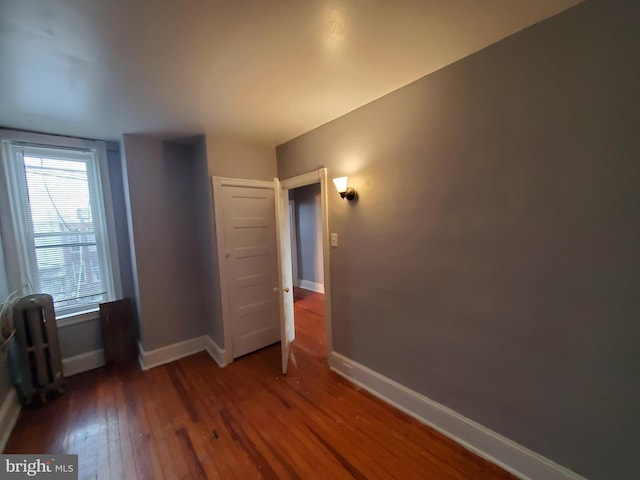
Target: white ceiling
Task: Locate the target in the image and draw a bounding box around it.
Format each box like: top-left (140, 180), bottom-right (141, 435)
top-left (0, 0), bottom-right (582, 147)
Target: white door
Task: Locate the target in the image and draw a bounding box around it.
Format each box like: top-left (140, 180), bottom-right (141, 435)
top-left (221, 184), bottom-right (280, 358)
top-left (274, 178), bottom-right (295, 374)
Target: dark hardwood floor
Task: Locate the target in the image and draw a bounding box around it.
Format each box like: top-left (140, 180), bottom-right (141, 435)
top-left (292, 287), bottom-right (326, 359)
top-left (4, 288), bottom-right (516, 479)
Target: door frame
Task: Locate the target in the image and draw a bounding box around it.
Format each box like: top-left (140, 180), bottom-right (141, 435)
top-left (212, 176), bottom-right (275, 365)
top-left (280, 168), bottom-right (333, 359)
top-left (212, 170), bottom-right (333, 364)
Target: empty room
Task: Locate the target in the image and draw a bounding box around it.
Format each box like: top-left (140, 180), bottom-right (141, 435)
top-left (0, 1), bottom-right (638, 479)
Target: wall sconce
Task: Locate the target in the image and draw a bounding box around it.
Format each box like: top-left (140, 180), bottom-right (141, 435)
top-left (333, 176), bottom-right (357, 200)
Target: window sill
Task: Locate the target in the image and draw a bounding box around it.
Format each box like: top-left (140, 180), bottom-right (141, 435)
top-left (57, 309), bottom-right (100, 328)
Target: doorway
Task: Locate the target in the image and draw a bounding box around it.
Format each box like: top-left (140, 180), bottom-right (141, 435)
top-left (212, 169), bottom-right (333, 370)
top-left (288, 183), bottom-right (326, 359)
top-left (280, 168), bottom-right (333, 362)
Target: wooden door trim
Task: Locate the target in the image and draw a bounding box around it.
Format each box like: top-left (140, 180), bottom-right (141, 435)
top-left (211, 176), bottom-right (275, 365)
top-left (280, 170), bottom-right (320, 190)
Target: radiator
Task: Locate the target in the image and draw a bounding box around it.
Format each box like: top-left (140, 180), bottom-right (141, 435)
top-left (10, 294), bottom-right (64, 404)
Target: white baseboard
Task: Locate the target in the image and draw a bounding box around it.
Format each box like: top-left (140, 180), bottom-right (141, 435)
top-left (0, 388), bottom-right (21, 452)
top-left (202, 336), bottom-right (231, 367)
top-left (138, 337), bottom-right (205, 370)
top-left (62, 349), bottom-right (105, 377)
top-left (139, 335), bottom-right (231, 370)
top-left (329, 352), bottom-right (586, 480)
top-left (299, 280), bottom-right (324, 294)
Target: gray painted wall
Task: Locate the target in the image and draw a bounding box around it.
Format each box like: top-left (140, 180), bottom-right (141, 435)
top-left (192, 135), bottom-right (224, 346)
top-left (292, 183), bottom-right (323, 286)
top-left (122, 135), bottom-right (208, 351)
top-left (119, 133), bottom-right (276, 353)
top-left (58, 320), bottom-right (103, 358)
top-left (276, 2), bottom-right (640, 479)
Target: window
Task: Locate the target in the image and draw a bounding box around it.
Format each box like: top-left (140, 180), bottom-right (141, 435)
top-left (1, 133), bottom-right (120, 320)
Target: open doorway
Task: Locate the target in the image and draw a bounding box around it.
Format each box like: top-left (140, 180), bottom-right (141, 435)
top-left (280, 168), bottom-right (332, 365)
top-left (289, 183), bottom-right (326, 359)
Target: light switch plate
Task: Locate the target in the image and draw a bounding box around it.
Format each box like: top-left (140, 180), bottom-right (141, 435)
top-left (330, 233), bottom-right (338, 247)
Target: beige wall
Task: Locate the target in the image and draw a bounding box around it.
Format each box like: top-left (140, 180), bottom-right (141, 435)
top-left (206, 133), bottom-right (276, 180)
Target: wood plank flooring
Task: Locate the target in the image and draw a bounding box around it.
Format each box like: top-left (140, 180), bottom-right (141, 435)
top-left (5, 289), bottom-right (516, 479)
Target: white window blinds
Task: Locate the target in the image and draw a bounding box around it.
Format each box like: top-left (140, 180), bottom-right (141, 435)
top-left (4, 143), bottom-right (116, 316)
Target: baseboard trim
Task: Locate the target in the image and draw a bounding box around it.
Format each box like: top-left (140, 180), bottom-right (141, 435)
top-left (139, 335), bottom-right (231, 370)
top-left (329, 352), bottom-right (585, 480)
top-left (0, 389), bottom-right (21, 452)
top-left (299, 280), bottom-right (324, 294)
top-left (202, 336), bottom-right (231, 367)
top-left (62, 349), bottom-right (105, 377)
top-left (138, 337), bottom-right (205, 370)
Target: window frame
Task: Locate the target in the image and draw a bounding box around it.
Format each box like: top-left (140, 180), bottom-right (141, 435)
top-left (0, 130), bottom-right (122, 326)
